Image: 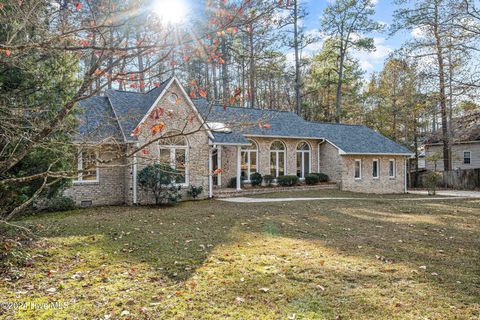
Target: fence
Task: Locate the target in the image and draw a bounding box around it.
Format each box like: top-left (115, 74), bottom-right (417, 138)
top-left (411, 169), bottom-right (480, 190)
top-left (441, 169), bottom-right (480, 190)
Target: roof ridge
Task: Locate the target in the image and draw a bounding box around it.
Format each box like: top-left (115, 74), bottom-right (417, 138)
top-left (192, 99), bottom-right (296, 114)
top-left (105, 77), bottom-right (173, 95)
top-left (307, 120), bottom-right (364, 127)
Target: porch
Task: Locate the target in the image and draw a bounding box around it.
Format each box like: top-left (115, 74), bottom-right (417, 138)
top-left (213, 183), bottom-right (338, 198)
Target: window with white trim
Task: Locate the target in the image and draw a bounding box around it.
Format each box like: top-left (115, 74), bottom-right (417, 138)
top-left (464, 151), bottom-right (471, 164)
top-left (158, 132), bottom-right (188, 184)
top-left (388, 159), bottom-right (396, 178)
top-left (270, 141), bottom-right (286, 178)
top-left (241, 139), bottom-right (258, 181)
top-left (354, 159), bottom-right (362, 179)
top-left (372, 159), bottom-right (379, 178)
top-left (296, 142), bottom-right (311, 179)
top-left (74, 149), bottom-right (99, 183)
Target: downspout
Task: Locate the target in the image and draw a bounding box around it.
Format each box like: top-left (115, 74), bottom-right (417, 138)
top-left (404, 158), bottom-right (407, 193)
top-left (133, 142), bottom-right (139, 204)
top-left (208, 145), bottom-right (214, 198)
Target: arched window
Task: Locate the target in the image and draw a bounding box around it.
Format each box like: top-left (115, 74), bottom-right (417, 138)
top-left (241, 139), bottom-right (258, 181)
top-left (158, 131), bottom-right (188, 184)
top-left (270, 141), bottom-right (286, 178)
top-left (296, 141), bottom-right (311, 179)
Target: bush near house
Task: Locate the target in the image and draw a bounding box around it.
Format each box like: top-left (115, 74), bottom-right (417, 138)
top-left (250, 172), bottom-right (263, 186)
top-left (277, 175), bottom-right (299, 186)
top-left (187, 185), bottom-right (204, 200)
top-left (316, 173), bottom-right (329, 182)
top-left (43, 196), bottom-right (76, 212)
top-left (424, 171), bottom-right (441, 195)
top-left (305, 174), bottom-right (320, 185)
top-left (137, 164), bottom-right (182, 205)
top-left (227, 176), bottom-right (245, 188)
top-left (263, 175), bottom-right (274, 186)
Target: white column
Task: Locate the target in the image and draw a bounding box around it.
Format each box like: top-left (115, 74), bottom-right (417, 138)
top-left (218, 147), bottom-right (222, 186)
top-left (404, 158), bottom-right (407, 193)
top-left (208, 147), bottom-right (213, 198)
top-left (236, 145), bottom-right (242, 191)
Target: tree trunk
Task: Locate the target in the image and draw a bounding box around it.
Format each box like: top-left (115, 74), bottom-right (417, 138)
top-left (249, 24), bottom-right (255, 108)
top-left (293, 0), bottom-right (301, 115)
top-left (433, 0), bottom-right (451, 171)
top-left (335, 49), bottom-right (345, 123)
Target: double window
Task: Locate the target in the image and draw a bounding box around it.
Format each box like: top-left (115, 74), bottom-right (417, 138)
top-left (158, 132), bottom-right (188, 184)
top-left (74, 149), bottom-right (99, 183)
top-left (296, 142), bottom-right (311, 179)
top-left (464, 151), bottom-right (471, 164)
top-left (270, 141), bottom-right (286, 178)
top-left (241, 139), bottom-right (258, 181)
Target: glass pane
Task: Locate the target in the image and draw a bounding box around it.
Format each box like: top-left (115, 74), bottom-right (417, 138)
top-left (296, 152), bottom-right (302, 177)
top-left (159, 148), bottom-right (171, 166)
top-left (278, 152), bottom-right (285, 176)
top-left (162, 131), bottom-right (187, 146)
top-left (241, 152), bottom-right (248, 179)
top-left (355, 161), bottom-right (360, 178)
top-left (250, 151), bottom-right (257, 174)
top-left (175, 149), bottom-right (186, 183)
top-left (297, 142), bottom-right (310, 151)
top-left (270, 152), bottom-right (277, 176)
top-left (82, 151), bottom-right (97, 180)
top-left (373, 161), bottom-right (378, 177)
top-left (304, 152), bottom-right (310, 174)
top-left (271, 141), bottom-right (285, 151)
top-left (389, 161), bottom-right (394, 176)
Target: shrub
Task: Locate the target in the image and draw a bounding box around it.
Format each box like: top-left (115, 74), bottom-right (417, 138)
top-left (316, 173), bottom-right (329, 182)
top-left (305, 174), bottom-right (320, 185)
top-left (277, 175), bottom-right (299, 187)
top-left (187, 185), bottom-right (203, 200)
top-left (137, 164), bottom-right (182, 205)
top-left (424, 171), bottom-right (441, 195)
top-left (44, 196), bottom-right (76, 212)
top-left (227, 176), bottom-right (245, 188)
top-left (263, 175), bottom-right (274, 186)
top-left (250, 172), bottom-right (263, 187)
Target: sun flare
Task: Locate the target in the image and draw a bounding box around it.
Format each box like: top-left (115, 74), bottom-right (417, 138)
top-left (152, 0), bottom-right (188, 24)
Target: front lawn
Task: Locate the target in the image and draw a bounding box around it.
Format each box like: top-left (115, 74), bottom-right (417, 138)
top-left (1, 190), bottom-right (479, 319)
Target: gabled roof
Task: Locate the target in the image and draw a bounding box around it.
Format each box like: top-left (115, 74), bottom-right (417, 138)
top-left (75, 96), bottom-right (124, 143)
top-left (425, 111), bottom-right (480, 145)
top-left (194, 99), bottom-right (412, 155)
top-left (73, 79), bottom-right (411, 155)
top-left (105, 79), bottom-right (171, 141)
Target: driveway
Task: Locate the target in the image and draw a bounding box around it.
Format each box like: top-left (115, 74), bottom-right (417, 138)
top-left (218, 195), bottom-right (478, 203)
top-left (408, 190), bottom-right (480, 198)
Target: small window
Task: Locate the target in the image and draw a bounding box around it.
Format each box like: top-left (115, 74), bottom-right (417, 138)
top-left (354, 159), bottom-right (362, 179)
top-left (372, 159), bottom-right (379, 178)
top-left (464, 151), bottom-right (471, 164)
top-left (74, 150), bottom-right (99, 183)
top-left (389, 159), bottom-right (396, 178)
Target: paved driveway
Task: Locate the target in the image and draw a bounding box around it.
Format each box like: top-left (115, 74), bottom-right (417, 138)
top-left (408, 190), bottom-right (480, 198)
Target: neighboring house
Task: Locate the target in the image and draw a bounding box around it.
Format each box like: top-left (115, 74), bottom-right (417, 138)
top-left (64, 77), bottom-right (412, 206)
top-left (425, 111), bottom-right (480, 171)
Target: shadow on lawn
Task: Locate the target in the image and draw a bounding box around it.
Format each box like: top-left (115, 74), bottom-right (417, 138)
top-left (10, 196), bottom-right (480, 317)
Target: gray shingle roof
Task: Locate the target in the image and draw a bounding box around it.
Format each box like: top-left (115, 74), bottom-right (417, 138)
top-left (194, 99), bottom-right (412, 155)
top-left (75, 96), bottom-right (124, 143)
top-left (74, 78), bottom-right (411, 155)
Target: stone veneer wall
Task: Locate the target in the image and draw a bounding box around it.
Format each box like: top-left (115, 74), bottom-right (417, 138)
top-left (340, 155), bottom-right (406, 193)
top-left (319, 141), bottom-right (343, 183)
top-left (220, 137), bottom-right (322, 184)
top-left (132, 81), bottom-right (211, 203)
top-left (64, 146), bottom-right (126, 206)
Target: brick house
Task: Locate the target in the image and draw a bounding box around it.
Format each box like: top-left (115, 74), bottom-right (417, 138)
top-left (65, 77), bottom-right (412, 206)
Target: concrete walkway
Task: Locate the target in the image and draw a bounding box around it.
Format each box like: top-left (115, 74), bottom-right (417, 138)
top-left (408, 190), bottom-right (480, 198)
top-left (218, 195), bottom-right (479, 203)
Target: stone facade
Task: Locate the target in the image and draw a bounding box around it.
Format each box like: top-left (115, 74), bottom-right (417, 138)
top-left (64, 80), bottom-right (409, 206)
top-left (64, 146), bottom-right (126, 206)
top-left (340, 155), bottom-right (406, 194)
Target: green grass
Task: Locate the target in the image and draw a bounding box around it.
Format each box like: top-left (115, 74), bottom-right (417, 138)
top-left (1, 190), bottom-right (479, 319)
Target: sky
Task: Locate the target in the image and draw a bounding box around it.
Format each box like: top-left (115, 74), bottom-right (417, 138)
top-left (302, 0), bottom-right (413, 76)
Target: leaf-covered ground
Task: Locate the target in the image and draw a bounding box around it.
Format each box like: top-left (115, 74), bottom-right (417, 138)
top-left (1, 190), bottom-right (479, 319)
